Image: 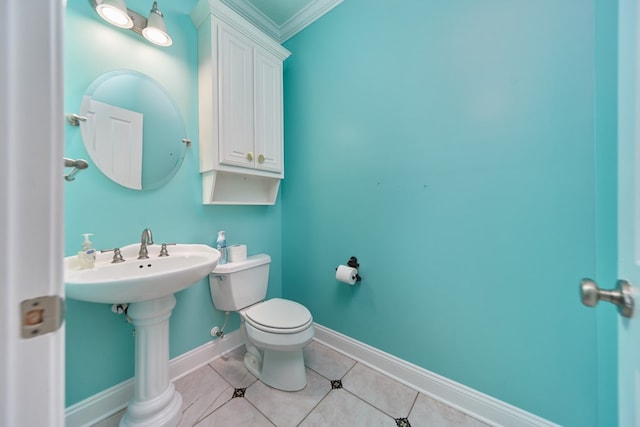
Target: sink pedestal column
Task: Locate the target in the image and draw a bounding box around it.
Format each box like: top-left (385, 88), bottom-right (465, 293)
top-left (119, 294), bottom-right (182, 427)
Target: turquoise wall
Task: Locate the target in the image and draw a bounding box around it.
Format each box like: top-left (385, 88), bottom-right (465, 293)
top-left (63, 0), bottom-right (282, 406)
top-left (282, 1), bottom-right (615, 426)
top-left (64, 0), bottom-right (618, 425)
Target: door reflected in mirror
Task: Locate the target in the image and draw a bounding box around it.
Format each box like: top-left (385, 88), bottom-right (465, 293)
top-left (79, 70), bottom-right (188, 190)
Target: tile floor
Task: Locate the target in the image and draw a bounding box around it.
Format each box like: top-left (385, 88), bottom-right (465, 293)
top-left (93, 340), bottom-right (489, 427)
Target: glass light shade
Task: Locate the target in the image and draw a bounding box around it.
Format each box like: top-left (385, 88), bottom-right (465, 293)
top-left (142, 2), bottom-right (172, 47)
top-left (96, 0), bottom-right (133, 29)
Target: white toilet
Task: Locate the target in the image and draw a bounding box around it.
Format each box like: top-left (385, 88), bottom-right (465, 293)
top-left (209, 254), bottom-right (314, 391)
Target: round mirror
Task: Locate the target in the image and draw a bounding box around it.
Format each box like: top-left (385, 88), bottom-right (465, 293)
top-left (78, 70), bottom-right (188, 190)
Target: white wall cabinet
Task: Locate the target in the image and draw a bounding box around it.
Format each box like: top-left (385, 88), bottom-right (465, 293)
top-left (253, 48), bottom-right (285, 174)
top-left (192, 0), bottom-right (290, 205)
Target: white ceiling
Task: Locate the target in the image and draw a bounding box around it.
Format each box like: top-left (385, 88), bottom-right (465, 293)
top-left (221, 0), bottom-right (343, 42)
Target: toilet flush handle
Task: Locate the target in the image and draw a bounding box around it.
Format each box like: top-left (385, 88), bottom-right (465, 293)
top-left (214, 275), bottom-right (227, 281)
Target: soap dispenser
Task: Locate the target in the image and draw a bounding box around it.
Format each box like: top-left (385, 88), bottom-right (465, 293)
top-left (78, 233), bottom-right (96, 269)
top-left (216, 230), bottom-right (227, 265)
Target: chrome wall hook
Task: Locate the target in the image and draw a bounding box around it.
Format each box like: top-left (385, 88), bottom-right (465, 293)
top-left (66, 113), bottom-right (87, 126)
top-left (64, 157), bottom-right (89, 181)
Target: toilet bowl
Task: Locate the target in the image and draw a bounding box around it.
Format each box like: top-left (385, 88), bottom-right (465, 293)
top-left (240, 298), bottom-right (314, 390)
top-left (209, 255), bottom-right (314, 391)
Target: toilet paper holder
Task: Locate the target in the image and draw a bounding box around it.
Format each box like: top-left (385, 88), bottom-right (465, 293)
top-left (336, 256), bottom-right (362, 282)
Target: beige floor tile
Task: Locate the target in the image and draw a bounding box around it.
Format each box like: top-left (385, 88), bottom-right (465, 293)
top-left (408, 393), bottom-right (490, 427)
top-left (90, 341), bottom-right (489, 427)
top-left (245, 368), bottom-right (332, 427)
top-left (298, 389), bottom-right (393, 427)
top-left (342, 363), bottom-right (418, 418)
top-left (195, 397), bottom-right (274, 427)
top-left (210, 346), bottom-right (257, 388)
top-left (175, 364), bottom-right (235, 426)
top-left (303, 341), bottom-right (356, 380)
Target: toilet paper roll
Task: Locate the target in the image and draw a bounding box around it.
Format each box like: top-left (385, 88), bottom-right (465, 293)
top-left (336, 265), bottom-right (358, 285)
top-left (228, 244), bottom-right (247, 262)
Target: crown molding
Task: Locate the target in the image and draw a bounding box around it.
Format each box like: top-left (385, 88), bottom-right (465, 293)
top-left (279, 0), bottom-right (343, 42)
top-left (221, 0), bottom-right (343, 43)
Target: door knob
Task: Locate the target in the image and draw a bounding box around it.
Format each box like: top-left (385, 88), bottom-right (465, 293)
top-left (580, 278), bottom-right (634, 318)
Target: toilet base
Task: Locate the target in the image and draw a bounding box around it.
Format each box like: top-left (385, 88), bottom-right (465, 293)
top-left (243, 345), bottom-right (308, 391)
top-left (239, 316), bottom-right (314, 391)
top-left (259, 348), bottom-right (307, 391)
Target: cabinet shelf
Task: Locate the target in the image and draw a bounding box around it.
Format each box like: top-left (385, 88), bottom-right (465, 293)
top-left (202, 170), bottom-right (280, 205)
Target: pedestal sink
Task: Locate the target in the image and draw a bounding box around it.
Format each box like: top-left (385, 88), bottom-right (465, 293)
top-left (65, 243), bottom-right (220, 427)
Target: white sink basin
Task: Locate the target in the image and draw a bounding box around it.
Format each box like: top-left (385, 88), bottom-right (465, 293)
top-left (64, 243), bottom-right (220, 303)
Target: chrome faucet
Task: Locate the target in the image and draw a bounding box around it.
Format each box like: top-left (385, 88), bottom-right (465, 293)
top-left (138, 228), bottom-right (154, 259)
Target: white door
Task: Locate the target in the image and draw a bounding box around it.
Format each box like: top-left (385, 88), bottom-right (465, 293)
top-left (83, 99), bottom-right (144, 189)
top-left (0, 1), bottom-right (65, 427)
top-left (618, 0), bottom-right (640, 425)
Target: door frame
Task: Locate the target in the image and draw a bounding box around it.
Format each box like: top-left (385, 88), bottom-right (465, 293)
top-left (0, 1), bottom-right (65, 426)
top-left (617, 0), bottom-right (640, 425)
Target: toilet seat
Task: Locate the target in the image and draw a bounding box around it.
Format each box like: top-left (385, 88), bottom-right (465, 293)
top-left (243, 298), bottom-right (312, 334)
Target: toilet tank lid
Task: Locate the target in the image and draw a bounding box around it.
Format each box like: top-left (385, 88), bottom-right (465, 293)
top-left (212, 253), bottom-right (271, 274)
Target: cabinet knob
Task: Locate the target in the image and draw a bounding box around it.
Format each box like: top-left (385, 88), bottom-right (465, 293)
top-left (258, 154), bottom-right (265, 164)
top-left (246, 152), bottom-right (254, 161)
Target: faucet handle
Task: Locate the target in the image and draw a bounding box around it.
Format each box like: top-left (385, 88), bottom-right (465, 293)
top-left (101, 248), bottom-right (125, 263)
top-left (159, 243), bottom-right (176, 257)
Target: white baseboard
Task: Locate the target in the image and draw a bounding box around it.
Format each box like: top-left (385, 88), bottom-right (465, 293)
top-left (66, 324), bottom-right (558, 427)
top-left (313, 324), bottom-right (560, 427)
top-left (64, 332), bottom-right (244, 427)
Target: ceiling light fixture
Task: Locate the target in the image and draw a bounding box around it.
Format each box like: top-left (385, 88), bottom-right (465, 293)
top-left (91, 0), bottom-right (172, 47)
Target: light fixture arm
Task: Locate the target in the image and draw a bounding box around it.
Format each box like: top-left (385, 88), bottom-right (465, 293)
top-left (149, 1), bottom-right (163, 18)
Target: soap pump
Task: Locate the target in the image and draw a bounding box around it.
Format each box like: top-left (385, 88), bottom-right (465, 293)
top-left (78, 233), bottom-right (96, 269)
top-left (216, 230), bottom-right (227, 265)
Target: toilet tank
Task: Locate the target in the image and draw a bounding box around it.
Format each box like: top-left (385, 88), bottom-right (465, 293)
top-left (209, 254), bottom-right (270, 311)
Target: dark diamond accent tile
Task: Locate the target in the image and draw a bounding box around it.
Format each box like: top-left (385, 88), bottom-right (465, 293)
top-left (395, 418), bottom-right (411, 427)
top-left (232, 388), bottom-right (246, 398)
top-left (330, 379), bottom-right (343, 389)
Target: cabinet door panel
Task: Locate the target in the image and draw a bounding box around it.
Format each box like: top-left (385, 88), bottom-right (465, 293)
top-left (254, 48), bottom-right (283, 173)
top-left (218, 23), bottom-right (255, 169)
